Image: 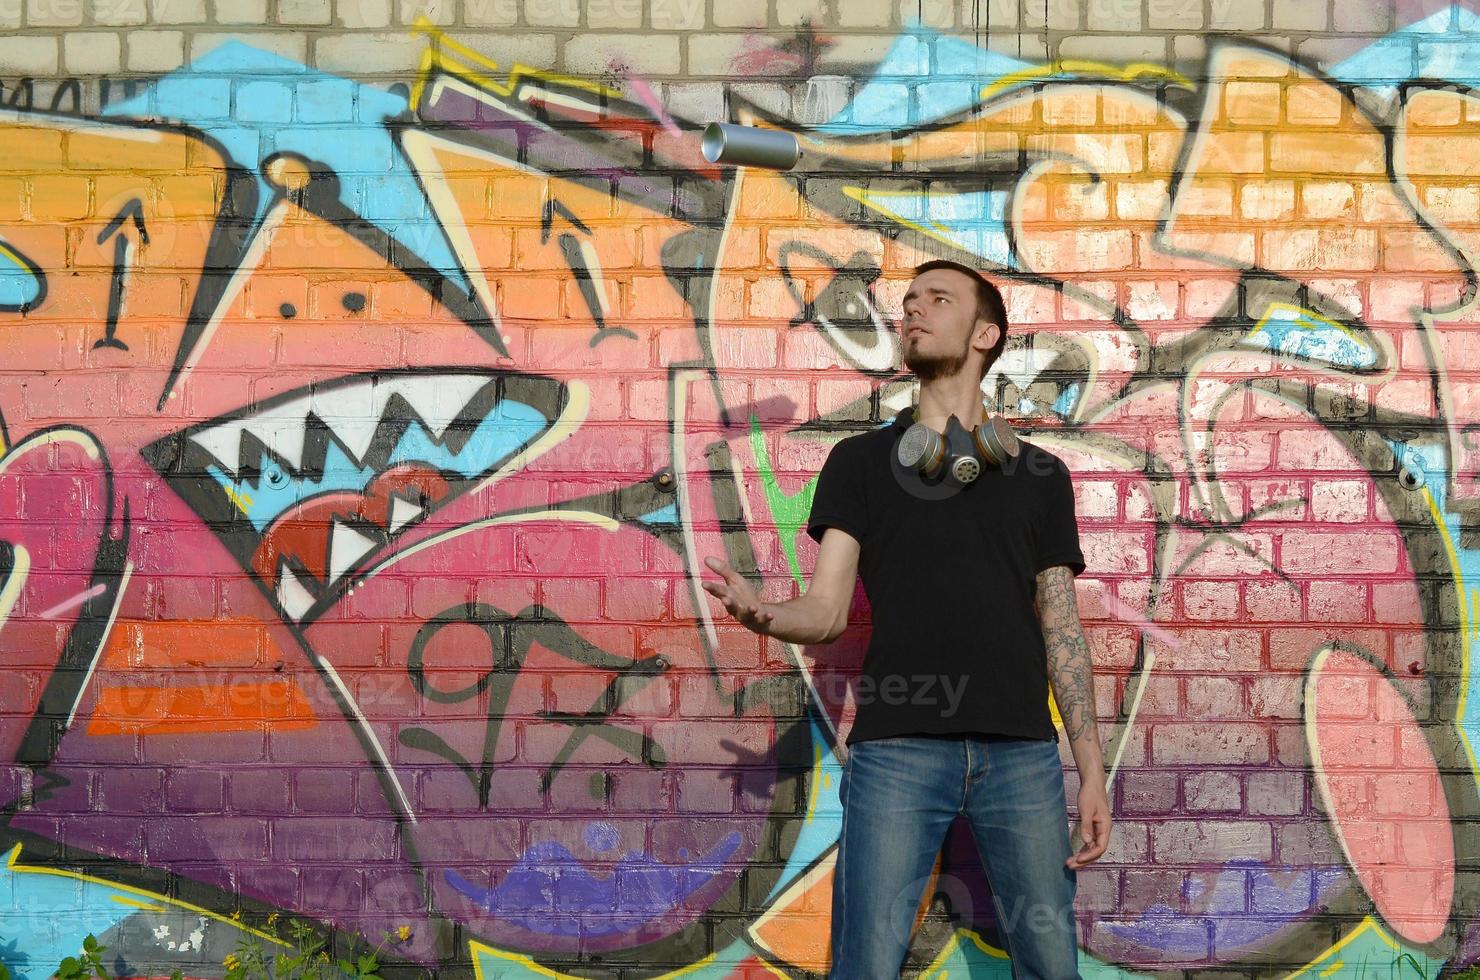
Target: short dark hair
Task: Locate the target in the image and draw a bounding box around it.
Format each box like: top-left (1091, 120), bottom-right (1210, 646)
top-left (912, 259), bottom-right (1008, 378)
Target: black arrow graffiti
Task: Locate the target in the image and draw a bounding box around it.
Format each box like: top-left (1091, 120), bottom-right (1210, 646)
top-left (93, 199), bottom-right (149, 352)
top-left (540, 198), bottom-right (638, 348)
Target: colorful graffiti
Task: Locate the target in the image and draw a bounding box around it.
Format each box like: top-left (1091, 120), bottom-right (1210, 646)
top-left (7, 5), bottom-right (1480, 976)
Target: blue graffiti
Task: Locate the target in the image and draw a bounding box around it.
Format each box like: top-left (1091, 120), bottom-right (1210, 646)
top-left (850, 186), bottom-right (1015, 269)
top-left (445, 826), bottom-right (742, 937)
top-left (761, 717), bottom-right (842, 904)
top-left (1330, 4), bottom-right (1480, 93)
top-left (1052, 382), bottom-right (1082, 418)
top-left (0, 847), bottom-right (150, 978)
top-left (0, 239), bottom-right (44, 312)
top-left (1100, 860), bottom-right (1348, 957)
top-left (101, 42), bottom-right (468, 290)
top-left (816, 26), bottom-right (1044, 131)
top-left (1242, 307), bottom-right (1376, 369)
top-left (637, 501), bottom-right (679, 526)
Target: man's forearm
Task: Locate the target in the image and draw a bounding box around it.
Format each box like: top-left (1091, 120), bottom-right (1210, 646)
top-left (1047, 627), bottom-right (1107, 786)
top-left (1037, 567), bottom-right (1107, 786)
top-left (755, 592), bottom-right (841, 645)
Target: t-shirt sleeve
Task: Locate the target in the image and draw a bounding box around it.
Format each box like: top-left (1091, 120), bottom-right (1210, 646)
top-left (1036, 454), bottom-right (1086, 576)
top-left (805, 438), bottom-right (868, 546)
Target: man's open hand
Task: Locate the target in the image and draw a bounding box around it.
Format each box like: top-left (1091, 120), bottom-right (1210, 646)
top-left (702, 556), bottom-right (775, 635)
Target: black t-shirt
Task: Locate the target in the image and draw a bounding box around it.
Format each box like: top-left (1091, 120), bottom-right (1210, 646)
top-left (805, 408), bottom-right (1086, 746)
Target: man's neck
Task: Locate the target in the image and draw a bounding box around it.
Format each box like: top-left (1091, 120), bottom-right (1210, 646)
top-left (913, 380), bottom-right (987, 433)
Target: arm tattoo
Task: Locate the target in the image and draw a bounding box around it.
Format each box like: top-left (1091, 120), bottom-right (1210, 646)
top-left (1036, 565), bottom-right (1098, 743)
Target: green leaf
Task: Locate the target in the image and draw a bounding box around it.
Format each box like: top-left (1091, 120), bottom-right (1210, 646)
top-left (1395, 952), bottom-right (1428, 979)
top-left (81, 937), bottom-right (96, 954)
top-left (357, 956), bottom-right (377, 974)
top-left (337, 960), bottom-right (355, 975)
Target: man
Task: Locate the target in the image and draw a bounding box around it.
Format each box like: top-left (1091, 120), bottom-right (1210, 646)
top-left (702, 259), bottom-right (1111, 978)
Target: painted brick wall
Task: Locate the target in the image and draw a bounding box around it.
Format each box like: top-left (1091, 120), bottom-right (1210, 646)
top-left (0, 0), bottom-right (1476, 976)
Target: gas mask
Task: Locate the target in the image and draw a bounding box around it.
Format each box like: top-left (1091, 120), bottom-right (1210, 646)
top-left (894, 406), bottom-right (1020, 484)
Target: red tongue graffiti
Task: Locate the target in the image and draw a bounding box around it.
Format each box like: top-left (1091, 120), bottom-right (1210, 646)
top-left (252, 466), bottom-right (451, 595)
top-left (149, 366), bottom-right (572, 618)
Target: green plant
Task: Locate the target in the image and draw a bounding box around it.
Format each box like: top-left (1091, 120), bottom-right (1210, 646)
top-left (224, 917), bottom-right (408, 980)
top-left (54, 935), bottom-right (107, 980)
top-left (1395, 952), bottom-right (1430, 979)
top-left (0, 923), bottom-right (405, 980)
top-left (0, 941), bottom-right (184, 980)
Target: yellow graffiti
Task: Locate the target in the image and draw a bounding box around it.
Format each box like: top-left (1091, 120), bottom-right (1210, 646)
top-left (647, 954), bottom-right (723, 978)
top-left (805, 736), bottom-right (826, 822)
top-left (1282, 915), bottom-right (1427, 979)
top-left (980, 59), bottom-right (1193, 102)
top-left (753, 961), bottom-right (792, 979)
top-left (919, 927), bottom-right (1010, 978)
top-left (1248, 302), bottom-right (1372, 352)
top-left (410, 17), bottom-right (622, 108)
top-left (469, 940), bottom-right (573, 980)
top-left (221, 481), bottom-right (254, 515)
top-left (470, 940), bottom-right (727, 979)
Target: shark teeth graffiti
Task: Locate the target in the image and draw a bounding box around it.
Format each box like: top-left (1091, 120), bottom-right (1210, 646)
top-left (143, 369), bottom-right (566, 624)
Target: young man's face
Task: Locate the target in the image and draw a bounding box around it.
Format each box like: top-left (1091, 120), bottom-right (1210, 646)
top-left (900, 267), bottom-right (1000, 383)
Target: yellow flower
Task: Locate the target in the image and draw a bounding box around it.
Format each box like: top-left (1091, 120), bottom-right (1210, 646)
top-left (224, 954), bottom-right (240, 969)
top-left (230, 909), bottom-right (241, 921)
top-left (266, 911), bottom-right (278, 925)
top-left (396, 925), bottom-right (411, 941)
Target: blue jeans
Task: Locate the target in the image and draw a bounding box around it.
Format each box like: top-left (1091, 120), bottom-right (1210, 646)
top-left (828, 735), bottom-right (1081, 979)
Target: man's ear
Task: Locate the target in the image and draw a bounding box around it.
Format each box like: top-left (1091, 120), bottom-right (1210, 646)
top-left (974, 319), bottom-right (1002, 356)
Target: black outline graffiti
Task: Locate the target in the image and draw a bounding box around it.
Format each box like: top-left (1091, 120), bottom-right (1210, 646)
top-left (401, 602), bottom-right (670, 808)
top-left (541, 198), bottom-right (641, 349)
top-left (92, 199), bottom-right (149, 352)
top-left (0, 237), bottom-right (46, 315)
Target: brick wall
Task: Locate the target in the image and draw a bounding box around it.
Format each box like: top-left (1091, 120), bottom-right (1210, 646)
top-left (0, 0), bottom-right (1476, 976)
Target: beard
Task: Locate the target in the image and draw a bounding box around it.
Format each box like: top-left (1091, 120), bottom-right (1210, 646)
top-left (903, 335), bottom-right (972, 383)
